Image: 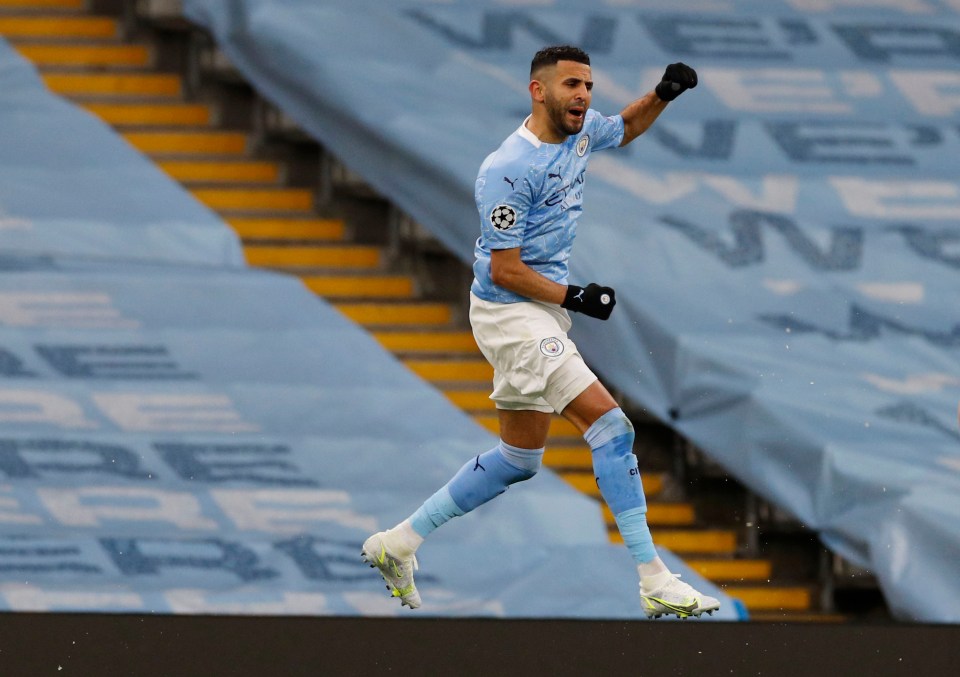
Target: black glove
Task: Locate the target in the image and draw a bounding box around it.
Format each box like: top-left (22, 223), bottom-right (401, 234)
top-left (655, 62), bottom-right (698, 102)
top-left (562, 283), bottom-right (616, 320)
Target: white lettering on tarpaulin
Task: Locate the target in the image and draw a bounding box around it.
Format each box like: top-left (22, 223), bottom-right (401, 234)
top-left (0, 389), bottom-right (97, 429)
top-left (0, 217), bottom-right (30, 231)
top-left (0, 292), bottom-right (139, 329)
top-left (0, 584), bottom-right (144, 613)
top-left (164, 589), bottom-right (329, 615)
top-left (861, 372), bottom-right (960, 394)
top-left (856, 282), bottom-right (925, 304)
top-left (592, 158), bottom-right (800, 213)
top-left (840, 70), bottom-right (886, 98)
top-left (35, 344), bottom-right (198, 381)
top-left (92, 392), bottom-right (260, 433)
top-left (703, 68), bottom-right (852, 114)
top-left (764, 279), bottom-right (805, 295)
top-left (701, 175), bottom-right (799, 213)
top-left (786, 0), bottom-right (938, 14)
top-left (0, 486), bottom-right (42, 525)
top-left (889, 70), bottom-right (960, 117)
top-left (212, 489), bottom-right (378, 533)
top-left (830, 177), bottom-right (960, 219)
top-left (0, 200), bottom-right (31, 230)
top-left (590, 156), bottom-right (698, 204)
top-left (38, 487), bottom-right (218, 530)
top-left (591, 67), bottom-right (650, 107)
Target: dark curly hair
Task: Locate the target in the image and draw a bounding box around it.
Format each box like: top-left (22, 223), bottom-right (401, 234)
top-left (530, 45), bottom-right (590, 78)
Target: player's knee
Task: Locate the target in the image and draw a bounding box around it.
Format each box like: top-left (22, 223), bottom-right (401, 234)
top-left (498, 440), bottom-right (543, 482)
top-left (586, 408), bottom-right (634, 459)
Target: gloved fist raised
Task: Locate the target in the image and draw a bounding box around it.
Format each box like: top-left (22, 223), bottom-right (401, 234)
top-left (562, 283), bottom-right (616, 320)
top-left (655, 62), bottom-right (698, 102)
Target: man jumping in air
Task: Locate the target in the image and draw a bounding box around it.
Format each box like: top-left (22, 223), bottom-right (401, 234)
top-left (363, 45), bottom-right (719, 620)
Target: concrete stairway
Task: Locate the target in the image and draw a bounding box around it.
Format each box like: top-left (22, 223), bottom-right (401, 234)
top-left (1, 0), bottom-right (830, 620)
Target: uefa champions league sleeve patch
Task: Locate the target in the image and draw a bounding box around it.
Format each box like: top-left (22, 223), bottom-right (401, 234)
top-left (490, 205), bottom-right (517, 231)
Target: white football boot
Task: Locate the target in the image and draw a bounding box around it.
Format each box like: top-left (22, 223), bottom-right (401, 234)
top-left (361, 531), bottom-right (421, 609)
top-left (641, 574), bottom-right (721, 619)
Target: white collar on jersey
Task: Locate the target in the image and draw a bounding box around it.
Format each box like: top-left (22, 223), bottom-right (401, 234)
top-left (517, 116), bottom-right (542, 148)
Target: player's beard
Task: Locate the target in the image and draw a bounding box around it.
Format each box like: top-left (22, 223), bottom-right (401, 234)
top-left (546, 93), bottom-right (585, 137)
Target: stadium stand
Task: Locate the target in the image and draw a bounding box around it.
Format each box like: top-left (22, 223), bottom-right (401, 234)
top-left (2, 2), bottom-right (960, 674)
top-left (174, 0), bottom-right (960, 624)
top-left (0, 0), bottom-right (739, 620)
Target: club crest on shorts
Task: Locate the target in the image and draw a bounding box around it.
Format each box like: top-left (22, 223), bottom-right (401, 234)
top-left (539, 337), bottom-right (565, 357)
top-left (490, 204), bottom-right (517, 231)
top-left (576, 135), bottom-right (589, 157)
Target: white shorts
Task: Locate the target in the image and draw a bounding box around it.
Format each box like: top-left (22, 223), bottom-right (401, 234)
top-left (469, 292), bottom-right (598, 414)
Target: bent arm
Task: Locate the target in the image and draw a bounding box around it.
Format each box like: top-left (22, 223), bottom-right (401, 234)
top-left (490, 247), bottom-right (566, 305)
top-left (619, 90), bottom-right (668, 146)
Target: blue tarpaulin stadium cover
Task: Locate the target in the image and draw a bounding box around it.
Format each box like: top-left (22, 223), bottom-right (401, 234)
top-left (0, 43), bottom-right (243, 267)
top-left (185, 0), bottom-right (960, 622)
top-left (0, 35), bottom-right (739, 618)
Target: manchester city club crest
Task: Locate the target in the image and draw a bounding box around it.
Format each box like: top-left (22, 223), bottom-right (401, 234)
top-left (539, 337), bottom-right (565, 357)
top-left (576, 135), bottom-right (589, 157)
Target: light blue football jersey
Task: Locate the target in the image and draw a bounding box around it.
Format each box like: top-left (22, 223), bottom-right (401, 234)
top-left (471, 109), bottom-right (625, 304)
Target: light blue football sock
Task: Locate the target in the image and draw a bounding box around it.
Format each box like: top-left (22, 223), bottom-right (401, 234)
top-left (585, 408), bottom-right (657, 564)
top-left (409, 486), bottom-right (465, 538)
top-left (409, 440), bottom-right (544, 538)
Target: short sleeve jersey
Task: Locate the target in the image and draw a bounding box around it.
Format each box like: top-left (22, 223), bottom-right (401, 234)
top-left (471, 109), bottom-right (625, 304)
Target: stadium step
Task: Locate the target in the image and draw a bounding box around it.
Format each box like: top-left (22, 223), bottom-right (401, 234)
top-left (0, 15), bottom-right (116, 39)
top-left (43, 72), bottom-right (181, 97)
top-left (125, 130), bottom-right (247, 155)
top-left (0, 0), bottom-right (84, 9)
top-left (244, 244), bottom-right (381, 269)
top-left (542, 445), bottom-right (592, 470)
top-left (686, 558), bottom-right (773, 582)
top-left (334, 303), bottom-right (452, 327)
top-left (15, 43), bottom-right (151, 67)
top-left (722, 585), bottom-right (813, 612)
top-left (442, 388), bottom-right (496, 411)
top-left (374, 330), bottom-right (480, 355)
top-left (85, 103), bottom-right (213, 128)
top-left (192, 187), bottom-right (314, 212)
top-left (301, 275), bottom-right (414, 299)
top-left (162, 160), bottom-right (281, 184)
top-left (602, 503), bottom-right (695, 528)
top-left (403, 358), bottom-right (493, 384)
top-left (645, 529), bottom-right (738, 556)
top-left (227, 217), bottom-right (343, 241)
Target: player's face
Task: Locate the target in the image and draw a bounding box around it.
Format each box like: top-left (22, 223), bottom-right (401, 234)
top-left (543, 60), bottom-right (593, 137)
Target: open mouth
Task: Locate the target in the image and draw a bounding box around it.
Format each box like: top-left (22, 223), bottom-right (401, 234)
top-left (568, 107), bottom-right (585, 120)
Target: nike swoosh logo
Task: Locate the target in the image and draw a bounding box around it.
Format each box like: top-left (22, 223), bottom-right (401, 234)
top-left (652, 597), bottom-right (699, 613)
top-left (375, 544), bottom-right (403, 578)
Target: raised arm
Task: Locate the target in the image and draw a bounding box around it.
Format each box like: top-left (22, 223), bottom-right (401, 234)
top-left (620, 63), bottom-right (698, 146)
